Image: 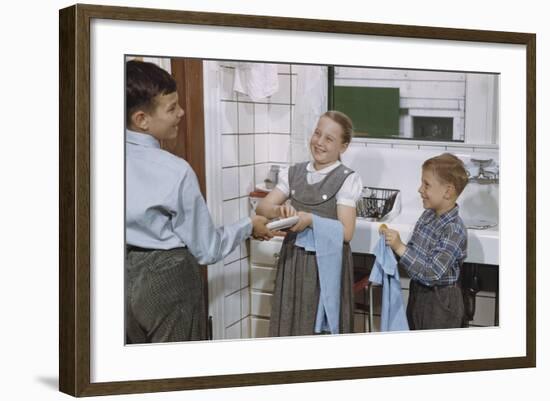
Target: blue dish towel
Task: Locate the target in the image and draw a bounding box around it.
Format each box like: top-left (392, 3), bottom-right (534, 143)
top-left (369, 234), bottom-right (409, 331)
top-left (296, 215), bottom-right (343, 334)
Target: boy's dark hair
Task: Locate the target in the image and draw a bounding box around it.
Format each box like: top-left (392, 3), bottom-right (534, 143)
top-left (422, 153), bottom-right (469, 197)
top-left (126, 59), bottom-right (177, 125)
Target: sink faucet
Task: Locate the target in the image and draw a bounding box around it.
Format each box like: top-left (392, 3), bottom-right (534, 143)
top-left (468, 158), bottom-right (499, 184)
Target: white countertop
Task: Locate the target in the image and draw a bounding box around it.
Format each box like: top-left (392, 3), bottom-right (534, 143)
top-left (350, 210), bottom-right (499, 265)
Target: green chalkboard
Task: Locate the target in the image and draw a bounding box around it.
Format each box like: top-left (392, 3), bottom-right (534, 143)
top-left (332, 86), bottom-right (400, 138)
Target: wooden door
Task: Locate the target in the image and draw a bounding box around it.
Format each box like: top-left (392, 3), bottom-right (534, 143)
top-left (161, 59), bottom-right (206, 195)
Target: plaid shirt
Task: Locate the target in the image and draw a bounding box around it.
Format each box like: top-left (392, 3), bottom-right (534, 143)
top-left (400, 206), bottom-right (467, 286)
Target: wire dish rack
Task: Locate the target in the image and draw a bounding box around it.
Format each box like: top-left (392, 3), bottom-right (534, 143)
top-left (356, 187), bottom-right (401, 221)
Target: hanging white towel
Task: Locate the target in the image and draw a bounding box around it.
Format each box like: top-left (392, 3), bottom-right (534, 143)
top-left (233, 63), bottom-right (279, 101)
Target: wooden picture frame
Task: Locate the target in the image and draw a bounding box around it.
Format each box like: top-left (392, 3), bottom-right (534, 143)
top-left (59, 3), bottom-right (536, 397)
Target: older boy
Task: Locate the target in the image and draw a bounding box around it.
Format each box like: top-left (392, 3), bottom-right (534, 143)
top-left (125, 59), bottom-right (272, 343)
top-left (382, 153), bottom-right (468, 329)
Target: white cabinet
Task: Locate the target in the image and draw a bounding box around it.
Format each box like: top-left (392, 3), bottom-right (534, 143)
top-left (249, 237), bottom-right (283, 338)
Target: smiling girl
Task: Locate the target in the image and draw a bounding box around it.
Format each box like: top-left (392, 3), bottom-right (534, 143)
top-left (256, 111), bottom-right (363, 336)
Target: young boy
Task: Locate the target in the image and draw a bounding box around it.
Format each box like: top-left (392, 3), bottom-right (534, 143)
top-left (382, 153), bottom-right (468, 330)
top-left (125, 59), bottom-right (272, 344)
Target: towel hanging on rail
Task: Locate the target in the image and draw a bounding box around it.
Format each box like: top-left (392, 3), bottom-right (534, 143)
top-left (233, 63), bottom-right (279, 102)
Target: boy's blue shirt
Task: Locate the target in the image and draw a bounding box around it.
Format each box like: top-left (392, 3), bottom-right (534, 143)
top-left (400, 206), bottom-right (467, 286)
top-left (126, 130), bottom-right (252, 265)
top-left (296, 214), bottom-right (343, 334)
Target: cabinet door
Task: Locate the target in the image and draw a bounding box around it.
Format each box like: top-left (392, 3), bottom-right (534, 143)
top-left (250, 238), bottom-right (283, 266)
top-left (251, 265), bottom-right (277, 292)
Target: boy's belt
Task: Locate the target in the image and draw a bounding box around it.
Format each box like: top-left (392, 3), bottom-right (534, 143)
top-left (413, 280), bottom-right (460, 290)
top-left (126, 245), bottom-right (154, 253)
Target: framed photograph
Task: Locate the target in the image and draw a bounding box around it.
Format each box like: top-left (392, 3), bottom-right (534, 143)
top-left (59, 3), bottom-right (536, 397)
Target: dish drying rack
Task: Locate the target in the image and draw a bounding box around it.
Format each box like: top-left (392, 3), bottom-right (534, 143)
top-left (356, 187), bottom-right (401, 221)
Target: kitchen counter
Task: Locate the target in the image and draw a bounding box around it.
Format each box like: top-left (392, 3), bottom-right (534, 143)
top-left (350, 210), bottom-right (499, 265)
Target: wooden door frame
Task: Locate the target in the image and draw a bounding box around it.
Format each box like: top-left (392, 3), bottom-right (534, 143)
top-left (161, 58), bottom-right (206, 196)
top-left (164, 58), bottom-right (210, 337)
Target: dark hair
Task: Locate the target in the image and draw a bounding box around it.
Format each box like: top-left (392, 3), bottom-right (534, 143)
top-left (321, 110), bottom-right (354, 145)
top-left (422, 153), bottom-right (469, 196)
top-left (126, 60), bottom-right (177, 125)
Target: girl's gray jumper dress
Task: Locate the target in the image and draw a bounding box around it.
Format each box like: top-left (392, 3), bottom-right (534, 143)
top-left (269, 162), bottom-right (355, 337)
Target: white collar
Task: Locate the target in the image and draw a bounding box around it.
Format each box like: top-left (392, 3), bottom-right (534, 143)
top-left (126, 129), bottom-right (161, 149)
top-left (306, 160), bottom-right (341, 174)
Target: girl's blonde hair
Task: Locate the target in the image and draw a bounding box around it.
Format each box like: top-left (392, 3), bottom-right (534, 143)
top-left (322, 110), bottom-right (354, 145)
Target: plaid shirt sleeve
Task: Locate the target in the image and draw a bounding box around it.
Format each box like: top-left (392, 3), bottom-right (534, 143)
top-left (400, 222), bottom-right (466, 286)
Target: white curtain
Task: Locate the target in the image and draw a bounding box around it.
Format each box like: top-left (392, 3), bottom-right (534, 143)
top-left (290, 65), bottom-right (328, 163)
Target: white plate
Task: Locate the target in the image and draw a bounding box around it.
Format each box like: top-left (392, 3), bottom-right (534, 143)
top-left (266, 216), bottom-right (300, 230)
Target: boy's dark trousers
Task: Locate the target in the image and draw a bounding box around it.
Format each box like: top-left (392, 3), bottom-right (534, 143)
top-left (407, 279), bottom-right (464, 330)
top-left (125, 247), bottom-right (207, 343)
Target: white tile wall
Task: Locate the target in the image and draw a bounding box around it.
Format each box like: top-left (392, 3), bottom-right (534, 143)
top-left (222, 199), bottom-right (240, 226)
top-left (225, 290), bottom-right (242, 327)
top-left (291, 74), bottom-right (297, 105)
top-left (216, 63), bottom-right (294, 339)
top-left (238, 103), bottom-right (254, 133)
top-left (269, 134), bottom-right (290, 163)
top-left (221, 135), bottom-right (238, 167)
top-left (223, 260), bottom-right (241, 296)
top-left (225, 321), bottom-right (241, 339)
top-left (240, 258), bottom-right (250, 288)
top-left (239, 165), bottom-right (254, 197)
top-left (238, 135), bottom-right (254, 165)
top-left (241, 287), bottom-right (250, 317)
top-left (268, 104), bottom-right (291, 133)
top-left (239, 197), bottom-right (249, 220)
top-left (254, 134), bottom-right (269, 164)
top-left (222, 167), bottom-right (239, 200)
top-left (221, 101), bottom-right (238, 134)
top-left (254, 104), bottom-right (269, 133)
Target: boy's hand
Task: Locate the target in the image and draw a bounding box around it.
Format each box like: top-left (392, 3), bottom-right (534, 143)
top-left (289, 211), bottom-right (312, 233)
top-left (383, 228), bottom-right (407, 256)
top-left (277, 204), bottom-right (297, 218)
top-left (251, 215), bottom-right (274, 241)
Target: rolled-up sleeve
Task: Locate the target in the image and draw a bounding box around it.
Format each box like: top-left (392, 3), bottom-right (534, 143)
top-left (172, 168), bottom-right (252, 265)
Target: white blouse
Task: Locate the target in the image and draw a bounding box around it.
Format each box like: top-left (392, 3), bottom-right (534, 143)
top-left (275, 161), bottom-right (363, 207)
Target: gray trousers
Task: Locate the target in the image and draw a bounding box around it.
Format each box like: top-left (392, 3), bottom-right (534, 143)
top-left (125, 247), bottom-right (207, 343)
top-left (407, 280), bottom-right (464, 330)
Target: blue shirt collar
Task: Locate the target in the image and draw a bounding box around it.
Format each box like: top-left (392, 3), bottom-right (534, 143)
top-left (126, 129), bottom-right (161, 149)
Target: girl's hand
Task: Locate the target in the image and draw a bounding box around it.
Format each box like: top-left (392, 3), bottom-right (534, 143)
top-left (278, 204), bottom-right (297, 218)
top-left (383, 228), bottom-right (407, 256)
top-left (289, 211), bottom-right (312, 233)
